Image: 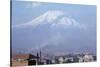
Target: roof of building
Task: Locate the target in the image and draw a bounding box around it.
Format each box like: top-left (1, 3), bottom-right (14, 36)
top-left (12, 54), bottom-right (39, 59)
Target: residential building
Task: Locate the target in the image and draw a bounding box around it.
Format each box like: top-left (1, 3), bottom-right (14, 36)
top-left (11, 54), bottom-right (39, 66)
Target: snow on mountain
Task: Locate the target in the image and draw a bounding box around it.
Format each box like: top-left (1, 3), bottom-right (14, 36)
top-left (12, 10), bottom-right (89, 54)
top-left (13, 10), bottom-right (86, 29)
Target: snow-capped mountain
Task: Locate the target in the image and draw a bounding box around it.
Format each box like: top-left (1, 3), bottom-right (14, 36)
top-left (12, 10), bottom-right (96, 54)
top-left (14, 10), bottom-right (85, 29)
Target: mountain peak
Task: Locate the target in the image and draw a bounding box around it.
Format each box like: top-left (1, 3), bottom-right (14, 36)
top-left (13, 10), bottom-right (85, 30)
top-left (44, 10), bottom-right (64, 22)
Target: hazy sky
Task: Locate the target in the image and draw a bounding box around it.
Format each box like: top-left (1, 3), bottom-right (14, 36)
top-left (12, 1), bottom-right (96, 55)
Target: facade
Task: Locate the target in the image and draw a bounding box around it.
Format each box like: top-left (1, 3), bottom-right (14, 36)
top-left (52, 54), bottom-right (96, 64)
top-left (40, 56), bottom-right (52, 65)
top-left (11, 54), bottom-right (39, 66)
top-left (77, 54), bottom-right (96, 62)
top-left (55, 55), bottom-right (74, 64)
top-left (83, 54), bottom-right (94, 62)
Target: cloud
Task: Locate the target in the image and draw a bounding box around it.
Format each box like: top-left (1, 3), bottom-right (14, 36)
top-left (35, 32), bottom-right (63, 50)
top-left (26, 2), bottom-right (42, 8)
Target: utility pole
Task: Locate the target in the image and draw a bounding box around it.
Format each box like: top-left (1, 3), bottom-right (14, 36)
top-left (39, 51), bottom-right (42, 64)
top-left (37, 52), bottom-right (39, 65)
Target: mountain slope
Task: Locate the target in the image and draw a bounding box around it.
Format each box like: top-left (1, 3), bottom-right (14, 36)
top-left (13, 10), bottom-right (85, 29)
top-left (12, 10), bottom-right (96, 54)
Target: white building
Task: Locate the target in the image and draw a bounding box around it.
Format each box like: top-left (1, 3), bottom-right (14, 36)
top-left (83, 54), bottom-right (94, 62)
top-left (58, 56), bottom-right (64, 64)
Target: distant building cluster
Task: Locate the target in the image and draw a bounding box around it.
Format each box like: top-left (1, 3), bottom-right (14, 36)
top-left (11, 52), bottom-right (96, 66)
top-left (54, 54), bottom-right (96, 64)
